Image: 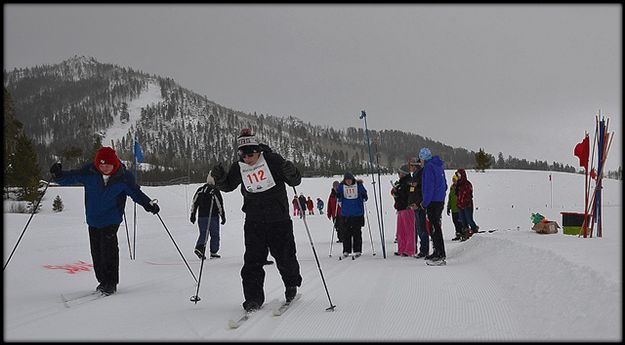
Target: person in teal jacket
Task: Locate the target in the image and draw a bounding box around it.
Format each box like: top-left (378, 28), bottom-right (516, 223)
top-left (49, 146), bottom-right (160, 296)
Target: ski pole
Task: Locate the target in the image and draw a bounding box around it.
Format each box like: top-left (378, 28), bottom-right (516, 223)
top-left (151, 200), bottom-right (198, 284)
top-left (4, 179), bottom-right (51, 271)
top-left (328, 200), bottom-right (339, 257)
top-left (363, 202), bottom-right (376, 256)
top-left (293, 187), bottom-right (336, 312)
top-left (360, 110), bottom-right (386, 258)
top-left (329, 221), bottom-right (336, 257)
top-left (374, 138), bottom-right (386, 253)
top-left (123, 212), bottom-right (133, 259)
top-left (133, 201), bottom-right (137, 259)
top-left (191, 193), bottom-right (215, 303)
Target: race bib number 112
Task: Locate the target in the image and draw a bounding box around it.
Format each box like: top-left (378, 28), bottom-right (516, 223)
top-left (239, 154), bottom-right (276, 193)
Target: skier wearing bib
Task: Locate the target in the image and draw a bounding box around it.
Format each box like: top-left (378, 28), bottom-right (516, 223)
top-left (211, 128), bottom-right (303, 312)
top-left (336, 172), bottom-right (368, 258)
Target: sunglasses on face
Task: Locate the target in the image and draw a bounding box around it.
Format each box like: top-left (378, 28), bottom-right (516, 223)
top-left (239, 152), bottom-right (256, 158)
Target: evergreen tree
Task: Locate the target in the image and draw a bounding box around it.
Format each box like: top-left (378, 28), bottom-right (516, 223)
top-left (4, 88), bottom-right (23, 191)
top-left (475, 148), bottom-right (493, 172)
top-left (52, 195), bottom-right (64, 212)
top-left (496, 152), bottom-right (506, 168)
top-left (61, 146), bottom-right (83, 168)
top-left (8, 133), bottom-right (42, 202)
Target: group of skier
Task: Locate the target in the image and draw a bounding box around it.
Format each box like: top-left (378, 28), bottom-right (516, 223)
top-left (389, 150), bottom-right (480, 263)
top-left (48, 127), bottom-right (478, 312)
top-left (387, 148), bottom-right (448, 264)
top-left (291, 194), bottom-right (324, 217)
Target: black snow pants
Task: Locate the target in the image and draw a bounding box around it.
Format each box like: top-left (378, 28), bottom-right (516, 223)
top-left (341, 215), bottom-right (365, 254)
top-left (426, 201), bottom-right (446, 258)
top-left (88, 224), bottom-right (120, 286)
top-left (241, 218), bottom-right (302, 306)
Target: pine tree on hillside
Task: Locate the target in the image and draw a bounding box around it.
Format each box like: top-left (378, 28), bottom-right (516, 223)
top-left (8, 133), bottom-right (42, 202)
top-left (61, 146), bottom-right (83, 169)
top-left (4, 88), bottom-right (23, 189)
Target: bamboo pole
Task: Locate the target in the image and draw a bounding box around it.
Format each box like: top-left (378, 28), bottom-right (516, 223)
top-left (580, 116), bottom-right (599, 237)
top-left (591, 130), bottom-right (613, 238)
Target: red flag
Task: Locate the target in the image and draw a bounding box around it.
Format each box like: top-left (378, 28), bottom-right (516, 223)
top-left (574, 135), bottom-right (590, 170)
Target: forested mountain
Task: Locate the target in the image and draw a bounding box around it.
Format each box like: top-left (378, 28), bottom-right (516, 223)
top-left (4, 56), bottom-right (578, 184)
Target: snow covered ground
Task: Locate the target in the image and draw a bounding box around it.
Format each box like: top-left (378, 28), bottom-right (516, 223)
top-left (3, 169), bottom-right (622, 341)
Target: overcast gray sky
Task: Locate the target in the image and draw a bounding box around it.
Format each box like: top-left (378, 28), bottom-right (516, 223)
top-left (4, 4), bottom-right (622, 171)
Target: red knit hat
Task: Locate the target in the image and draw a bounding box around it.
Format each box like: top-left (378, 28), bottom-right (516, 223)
top-left (94, 147), bottom-right (121, 175)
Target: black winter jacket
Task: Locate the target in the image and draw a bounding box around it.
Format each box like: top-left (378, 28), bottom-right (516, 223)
top-left (392, 174), bottom-right (412, 211)
top-left (190, 184), bottom-right (225, 219)
top-left (215, 147), bottom-right (301, 222)
top-left (406, 168), bottom-right (423, 206)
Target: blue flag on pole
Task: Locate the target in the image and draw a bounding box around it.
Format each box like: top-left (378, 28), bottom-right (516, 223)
top-left (134, 140), bottom-right (143, 163)
top-left (359, 110), bottom-right (366, 119)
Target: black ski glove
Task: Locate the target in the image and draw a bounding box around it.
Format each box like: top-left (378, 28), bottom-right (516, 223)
top-left (281, 161), bottom-right (297, 177)
top-left (221, 216), bottom-right (226, 225)
top-left (190, 214), bottom-right (196, 224)
top-left (50, 162), bottom-right (63, 179)
top-left (144, 203), bottom-right (160, 214)
top-left (211, 164), bottom-right (226, 184)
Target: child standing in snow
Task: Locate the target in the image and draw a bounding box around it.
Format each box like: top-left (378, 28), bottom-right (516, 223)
top-left (391, 164), bottom-right (416, 257)
top-left (336, 172), bottom-right (368, 258)
top-left (292, 195), bottom-right (300, 217)
top-left (447, 174), bottom-right (463, 241)
top-left (210, 128), bottom-right (302, 312)
top-left (316, 197), bottom-right (324, 215)
top-left (455, 168), bottom-right (479, 239)
top-left (190, 174), bottom-right (226, 259)
top-left (306, 196), bottom-right (314, 215)
top-left (49, 147), bottom-right (160, 296)
top-left (326, 181), bottom-right (343, 243)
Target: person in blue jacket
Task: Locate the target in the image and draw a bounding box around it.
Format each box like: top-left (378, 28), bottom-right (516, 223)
top-left (336, 172), bottom-right (368, 258)
top-left (49, 146), bottom-right (160, 296)
top-left (419, 147), bottom-right (448, 263)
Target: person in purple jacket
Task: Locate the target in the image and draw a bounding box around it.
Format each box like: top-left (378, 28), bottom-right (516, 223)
top-left (419, 148), bottom-right (448, 264)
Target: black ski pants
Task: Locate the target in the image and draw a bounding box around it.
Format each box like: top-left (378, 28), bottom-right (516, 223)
top-left (241, 218), bottom-right (302, 306)
top-left (426, 201), bottom-right (446, 258)
top-left (342, 216), bottom-right (364, 254)
top-left (88, 224), bottom-right (120, 286)
top-left (331, 215), bottom-right (344, 242)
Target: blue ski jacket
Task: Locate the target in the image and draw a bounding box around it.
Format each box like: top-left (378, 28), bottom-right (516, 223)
top-left (336, 181), bottom-right (368, 217)
top-left (52, 163), bottom-right (152, 228)
top-left (421, 156), bottom-right (448, 208)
